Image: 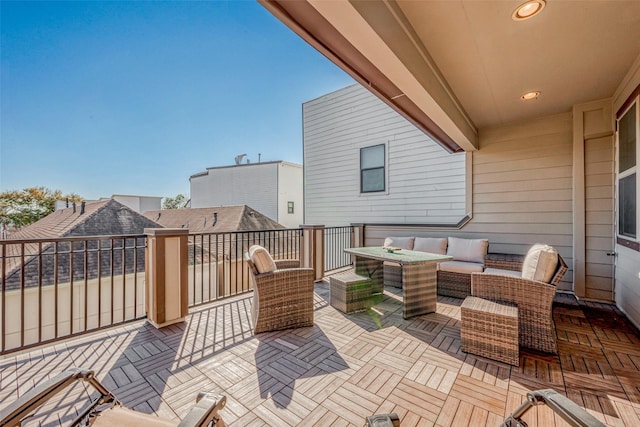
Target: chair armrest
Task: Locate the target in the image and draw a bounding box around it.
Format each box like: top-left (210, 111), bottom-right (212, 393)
top-left (503, 389), bottom-right (604, 427)
top-left (472, 273), bottom-right (556, 310)
top-left (0, 368), bottom-right (116, 427)
top-left (255, 268), bottom-right (315, 290)
top-left (177, 393), bottom-right (227, 427)
top-left (275, 259), bottom-right (301, 269)
top-left (484, 253), bottom-right (524, 272)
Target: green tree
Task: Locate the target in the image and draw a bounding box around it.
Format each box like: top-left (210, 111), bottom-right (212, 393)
top-left (162, 194), bottom-right (188, 210)
top-left (0, 187), bottom-right (83, 229)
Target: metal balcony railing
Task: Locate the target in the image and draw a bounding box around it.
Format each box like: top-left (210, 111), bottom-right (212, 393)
top-left (187, 228), bottom-right (302, 307)
top-left (324, 226), bottom-right (353, 272)
top-left (0, 225), bottom-right (343, 354)
top-left (0, 235), bottom-right (147, 355)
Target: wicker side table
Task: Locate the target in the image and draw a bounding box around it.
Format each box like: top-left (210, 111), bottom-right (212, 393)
top-left (330, 270), bottom-right (373, 313)
top-left (461, 296), bottom-right (519, 366)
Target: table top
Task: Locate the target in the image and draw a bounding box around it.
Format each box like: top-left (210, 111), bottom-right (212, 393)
top-left (344, 246), bottom-right (453, 264)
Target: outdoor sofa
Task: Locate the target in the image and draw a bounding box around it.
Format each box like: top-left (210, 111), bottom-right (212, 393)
top-left (383, 236), bottom-right (491, 298)
top-left (382, 236), bottom-right (567, 300)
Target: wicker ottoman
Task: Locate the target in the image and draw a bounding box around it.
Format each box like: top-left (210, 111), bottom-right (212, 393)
top-left (460, 296), bottom-right (519, 366)
top-left (330, 270), bottom-right (373, 313)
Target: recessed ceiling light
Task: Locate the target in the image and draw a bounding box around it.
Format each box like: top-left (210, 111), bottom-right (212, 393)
top-left (512, 0), bottom-right (546, 21)
top-left (521, 91), bottom-right (541, 100)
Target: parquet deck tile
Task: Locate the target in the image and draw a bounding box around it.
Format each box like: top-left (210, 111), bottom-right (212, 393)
top-left (450, 373), bottom-right (508, 415)
top-left (4, 285), bottom-right (640, 426)
top-left (386, 377), bottom-right (447, 422)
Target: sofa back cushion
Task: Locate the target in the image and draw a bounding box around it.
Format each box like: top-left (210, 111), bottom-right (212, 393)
top-left (413, 237), bottom-right (447, 254)
top-left (249, 245), bottom-right (277, 274)
top-left (383, 236), bottom-right (415, 250)
top-left (447, 237), bottom-right (489, 264)
top-left (521, 244), bottom-right (558, 283)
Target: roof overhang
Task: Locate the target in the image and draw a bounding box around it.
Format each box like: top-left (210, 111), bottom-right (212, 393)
top-left (259, 0), bottom-right (475, 153)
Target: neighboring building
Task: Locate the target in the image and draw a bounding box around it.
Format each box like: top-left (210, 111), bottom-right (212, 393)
top-left (143, 205), bottom-right (284, 233)
top-left (55, 195), bottom-right (162, 213)
top-left (1, 199), bottom-right (162, 290)
top-left (189, 161), bottom-right (303, 229)
top-left (108, 194), bottom-right (162, 213)
top-left (303, 84), bottom-right (468, 226)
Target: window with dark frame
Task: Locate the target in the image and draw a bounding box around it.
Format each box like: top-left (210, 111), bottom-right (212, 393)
top-left (287, 201), bottom-right (294, 214)
top-left (360, 144), bottom-right (385, 193)
top-left (617, 99), bottom-right (638, 241)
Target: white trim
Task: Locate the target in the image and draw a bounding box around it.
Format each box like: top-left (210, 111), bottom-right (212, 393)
top-left (615, 96), bottom-right (640, 242)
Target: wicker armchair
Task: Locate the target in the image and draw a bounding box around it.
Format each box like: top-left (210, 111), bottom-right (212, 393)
top-left (470, 254), bottom-right (568, 354)
top-left (245, 254), bottom-right (315, 334)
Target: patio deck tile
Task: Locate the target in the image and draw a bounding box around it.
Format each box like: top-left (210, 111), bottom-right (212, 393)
top-left (1, 281), bottom-right (640, 426)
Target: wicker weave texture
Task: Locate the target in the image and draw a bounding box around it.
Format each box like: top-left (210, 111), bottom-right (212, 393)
top-left (246, 257), bottom-right (314, 335)
top-left (354, 257), bottom-right (384, 294)
top-left (329, 270), bottom-right (373, 313)
top-left (461, 296), bottom-right (519, 366)
top-left (471, 272), bottom-right (561, 354)
top-left (383, 263), bottom-right (403, 288)
top-left (436, 270), bottom-right (471, 299)
top-left (484, 253), bottom-right (524, 271)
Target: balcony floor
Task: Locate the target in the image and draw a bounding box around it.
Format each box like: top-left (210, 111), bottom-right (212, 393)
top-left (2, 281), bottom-right (640, 426)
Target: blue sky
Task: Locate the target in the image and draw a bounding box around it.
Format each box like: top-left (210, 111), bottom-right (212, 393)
top-left (0, 0), bottom-right (354, 200)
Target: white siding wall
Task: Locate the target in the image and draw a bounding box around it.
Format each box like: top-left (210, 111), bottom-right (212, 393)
top-left (362, 113), bottom-right (575, 291)
top-left (139, 197), bottom-right (162, 213)
top-left (112, 195), bottom-right (141, 213)
top-left (303, 84), bottom-right (466, 226)
top-left (613, 53), bottom-right (640, 329)
top-left (277, 163), bottom-right (304, 228)
top-left (190, 163), bottom-right (279, 223)
top-left (584, 135), bottom-right (615, 300)
top-left (111, 195), bottom-right (161, 213)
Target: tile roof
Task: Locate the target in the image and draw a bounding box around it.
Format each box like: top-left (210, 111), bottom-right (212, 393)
top-left (143, 205), bottom-right (284, 233)
top-left (1, 199), bottom-right (162, 289)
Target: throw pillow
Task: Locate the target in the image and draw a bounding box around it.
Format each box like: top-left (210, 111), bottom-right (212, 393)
top-left (249, 245), bottom-right (277, 274)
top-left (521, 244), bottom-right (558, 283)
top-left (383, 236), bottom-right (415, 250)
top-left (413, 237), bottom-right (448, 254)
top-left (447, 237), bottom-right (489, 264)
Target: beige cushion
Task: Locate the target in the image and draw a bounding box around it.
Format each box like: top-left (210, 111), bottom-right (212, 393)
top-left (91, 406), bottom-right (177, 427)
top-left (484, 267), bottom-right (522, 277)
top-left (249, 245), bottom-right (277, 274)
top-left (446, 237), bottom-right (489, 264)
top-left (438, 260), bottom-right (484, 274)
top-left (521, 244), bottom-right (558, 283)
top-left (413, 237), bottom-right (447, 254)
top-left (383, 236), bottom-right (415, 250)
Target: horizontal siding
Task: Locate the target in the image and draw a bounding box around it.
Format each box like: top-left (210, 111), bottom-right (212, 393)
top-left (584, 136), bottom-right (614, 300)
top-left (303, 84), bottom-right (466, 226)
top-left (361, 113), bottom-right (575, 291)
top-left (467, 113), bottom-right (574, 291)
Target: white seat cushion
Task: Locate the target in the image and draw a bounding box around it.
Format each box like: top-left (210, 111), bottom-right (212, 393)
top-left (447, 237), bottom-right (489, 264)
top-left (521, 244), bottom-right (558, 283)
top-left (413, 237), bottom-right (447, 254)
top-left (249, 245), bottom-right (277, 274)
top-left (438, 260), bottom-right (484, 274)
top-left (483, 267), bottom-right (522, 277)
top-left (384, 236), bottom-right (415, 250)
